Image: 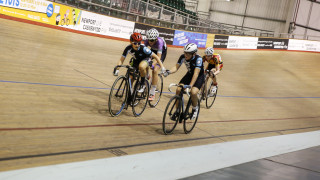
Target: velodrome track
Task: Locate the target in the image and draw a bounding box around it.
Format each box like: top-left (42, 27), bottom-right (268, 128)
top-left (0, 17), bottom-right (320, 172)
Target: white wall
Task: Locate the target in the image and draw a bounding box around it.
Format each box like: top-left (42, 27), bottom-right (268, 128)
top-left (293, 0), bottom-right (320, 40)
top-left (206, 0), bottom-right (293, 36)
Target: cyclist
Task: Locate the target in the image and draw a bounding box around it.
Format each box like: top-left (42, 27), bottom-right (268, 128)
top-left (164, 43), bottom-right (204, 120)
top-left (144, 28), bottom-right (167, 101)
top-left (202, 47), bottom-right (223, 96)
top-left (113, 32), bottom-right (166, 92)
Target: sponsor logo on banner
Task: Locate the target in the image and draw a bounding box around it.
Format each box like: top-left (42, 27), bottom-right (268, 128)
top-left (133, 23), bottom-right (174, 45)
top-left (213, 35), bottom-right (229, 48)
top-left (78, 11), bottom-right (134, 39)
top-left (227, 36), bottom-right (258, 49)
top-left (257, 38), bottom-right (288, 50)
top-left (0, 0), bottom-right (52, 14)
top-left (173, 30), bottom-right (207, 48)
top-left (288, 39), bottom-right (320, 52)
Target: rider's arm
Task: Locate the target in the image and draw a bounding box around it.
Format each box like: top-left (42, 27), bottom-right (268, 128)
top-left (213, 56), bottom-right (221, 76)
top-left (214, 63), bottom-right (220, 76)
top-left (157, 52), bottom-right (162, 61)
top-left (169, 54), bottom-right (185, 73)
top-left (168, 63), bottom-right (181, 74)
top-left (117, 56), bottom-right (125, 67)
top-left (151, 52), bottom-right (165, 69)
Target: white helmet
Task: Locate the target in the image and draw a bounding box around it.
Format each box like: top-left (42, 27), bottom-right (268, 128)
top-left (146, 28), bottom-right (159, 40)
top-left (205, 47), bottom-right (214, 56)
top-left (184, 43), bottom-right (198, 54)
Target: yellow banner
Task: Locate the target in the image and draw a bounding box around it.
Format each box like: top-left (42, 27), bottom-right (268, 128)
top-left (0, 2), bottom-right (81, 27)
top-left (206, 33), bottom-right (215, 48)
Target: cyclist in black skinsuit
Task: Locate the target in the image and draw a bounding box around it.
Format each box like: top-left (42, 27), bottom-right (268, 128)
top-left (164, 43), bottom-right (205, 120)
top-left (113, 33), bottom-right (166, 92)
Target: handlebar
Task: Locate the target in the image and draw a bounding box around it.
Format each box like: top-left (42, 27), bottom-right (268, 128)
top-left (113, 65), bottom-right (137, 74)
top-left (168, 83), bottom-right (190, 97)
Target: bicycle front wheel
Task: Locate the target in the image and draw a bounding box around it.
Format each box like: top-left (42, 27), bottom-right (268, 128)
top-left (162, 96), bottom-right (180, 135)
top-left (108, 76), bottom-right (128, 117)
top-left (148, 74), bottom-right (163, 107)
top-left (132, 79), bottom-right (149, 116)
top-left (206, 80), bottom-right (218, 109)
top-left (183, 98), bottom-right (200, 134)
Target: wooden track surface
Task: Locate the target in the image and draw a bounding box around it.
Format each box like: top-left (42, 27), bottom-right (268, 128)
top-left (0, 18), bottom-right (320, 171)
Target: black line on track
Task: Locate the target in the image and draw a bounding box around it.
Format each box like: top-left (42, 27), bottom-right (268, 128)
top-left (0, 126), bottom-right (319, 162)
top-left (74, 69), bottom-right (112, 88)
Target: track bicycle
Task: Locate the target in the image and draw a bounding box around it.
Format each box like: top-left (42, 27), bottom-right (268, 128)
top-left (162, 84), bottom-right (200, 135)
top-left (198, 70), bottom-right (218, 109)
top-left (147, 63), bottom-right (163, 108)
top-left (108, 65), bottom-right (149, 117)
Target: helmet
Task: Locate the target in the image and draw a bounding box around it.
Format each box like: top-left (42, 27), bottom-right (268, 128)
top-left (130, 32), bottom-right (142, 42)
top-left (205, 47), bottom-right (214, 56)
top-left (184, 43), bottom-right (198, 54)
top-left (146, 28), bottom-right (159, 40)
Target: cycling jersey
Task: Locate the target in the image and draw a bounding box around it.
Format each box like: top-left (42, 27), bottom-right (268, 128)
top-left (177, 54), bottom-right (204, 76)
top-left (203, 53), bottom-right (223, 70)
top-left (144, 37), bottom-right (167, 54)
top-left (122, 44), bottom-right (153, 68)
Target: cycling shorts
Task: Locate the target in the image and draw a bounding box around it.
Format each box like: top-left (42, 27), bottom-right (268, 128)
top-left (179, 72), bottom-right (205, 90)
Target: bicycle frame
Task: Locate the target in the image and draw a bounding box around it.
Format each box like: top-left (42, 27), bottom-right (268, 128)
top-left (114, 65), bottom-right (139, 109)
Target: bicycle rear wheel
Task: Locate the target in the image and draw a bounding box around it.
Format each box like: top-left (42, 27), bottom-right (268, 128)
top-left (183, 98), bottom-right (200, 134)
top-left (162, 96), bottom-right (180, 135)
top-left (132, 79), bottom-right (149, 116)
top-left (108, 76), bottom-right (128, 117)
top-left (148, 74), bottom-right (163, 107)
top-left (206, 80), bottom-right (218, 109)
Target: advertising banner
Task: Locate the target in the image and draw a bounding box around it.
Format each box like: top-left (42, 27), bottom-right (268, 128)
top-left (77, 11), bottom-right (134, 39)
top-left (0, 0), bottom-right (135, 39)
top-left (257, 38), bottom-right (288, 50)
top-left (288, 39), bottom-right (320, 52)
top-left (0, 0), bottom-right (51, 13)
top-left (173, 30), bottom-right (207, 48)
top-left (213, 35), bottom-right (229, 48)
top-left (227, 36), bottom-right (258, 49)
top-left (133, 23), bottom-right (174, 45)
top-left (0, 1), bottom-right (82, 27)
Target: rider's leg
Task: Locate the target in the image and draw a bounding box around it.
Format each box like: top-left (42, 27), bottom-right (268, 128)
top-left (175, 84), bottom-right (182, 109)
top-left (190, 87), bottom-right (200, 107)
top-left (190, 87), bottom-right (200, 120)
top-left (150, 62), bottom-right (160, 96)
top-left (138, 61), bottom-right (149, 84)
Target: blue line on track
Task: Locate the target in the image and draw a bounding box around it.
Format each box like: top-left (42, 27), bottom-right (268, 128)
top-left (1, 80), bottom-right (319, 99)
top-left (218, 95), bottom-right (320, 99)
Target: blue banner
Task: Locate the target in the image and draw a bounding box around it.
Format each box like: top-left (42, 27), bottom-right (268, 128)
top-left (173, 30), bottom-right (207, 48)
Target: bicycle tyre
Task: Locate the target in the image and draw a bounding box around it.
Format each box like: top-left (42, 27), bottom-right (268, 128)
top-left (183, 97), bottom-right (200, 134)
top-left (206, 81), bottom-right (218, 109)
top-left (162, 95), bottom-right (180, 135)
top-left (148, 74), bottom-right (163, 107)
top-left (132, 79), bottom-right (149, 117)
top-left (108, 76), bottom-right (128, 117)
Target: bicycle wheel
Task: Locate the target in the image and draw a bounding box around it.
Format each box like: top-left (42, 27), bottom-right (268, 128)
top-left (162, 96), bottom-right (180, 135)
top-left (206, 80), bottom-right (218, 109)
top-left (132, 79), bottom-right (149, 116)
top-left (108, 76), bottom-right (128, 117)
top-left (183, 97), bottom-right (200, 134)
top-left (148, 74), bottom-right (163, 107)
